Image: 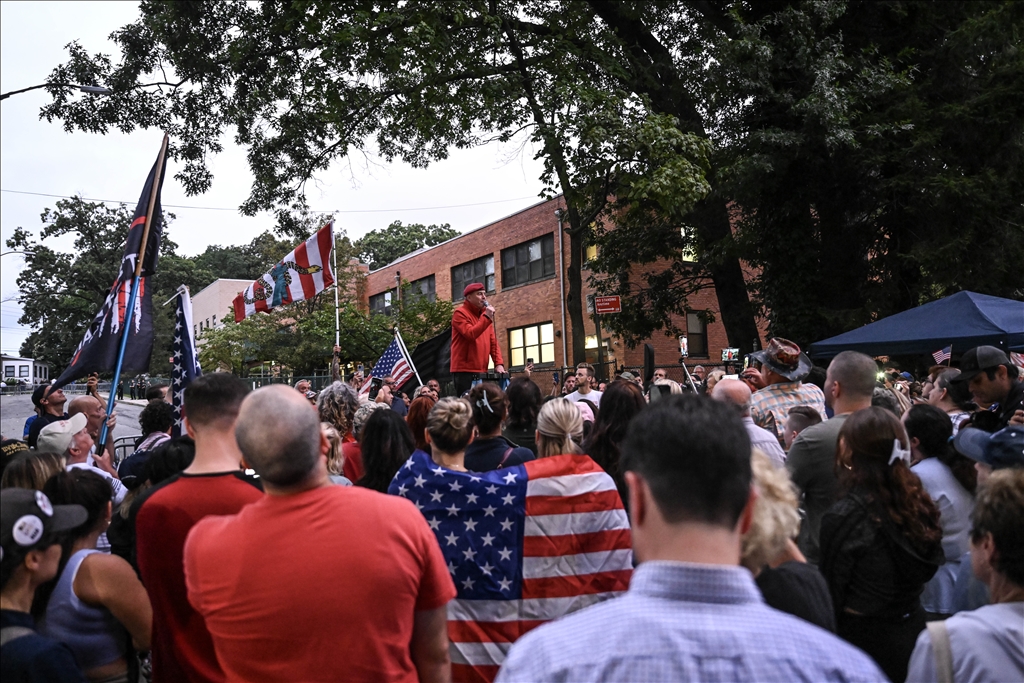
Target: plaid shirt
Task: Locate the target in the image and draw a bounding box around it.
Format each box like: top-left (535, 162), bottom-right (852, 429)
top-left (750, 381), bottom-right (827, 443)
top-left (496, 561), bottom-right (887, 682)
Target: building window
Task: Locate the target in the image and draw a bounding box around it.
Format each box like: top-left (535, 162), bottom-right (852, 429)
top-left (501, 234), bottom-right (555, 288)
top-left (585, 244), bottom-right (598, 264)
top-left (407, 275), bottom-right (436, 303)
top-left (4, 367), bottom-right (13, 377)
top-left (452, 255), bottom-right (495, 301)
top-left (584, 335), bottom-right (615, 368)
top-left (19, 365), bottom-right (30, 377)
top-left (369, 290), bottom-right (395, 315)
top-left (681, 227), bottom-right (697, 263)
top-left (508, 322), bottom-right (556, 368)
top-left (686, 312), bottom-right (708, 357)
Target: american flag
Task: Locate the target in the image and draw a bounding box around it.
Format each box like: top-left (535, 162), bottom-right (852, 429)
top-left (170, 287), bottom-right (202, 437)
top-left (359, 336), bottom-right (415, 396)
top-left (932, 345), bottom-right (952, 364)
top-left (390, 450), bottom-right (632, 682)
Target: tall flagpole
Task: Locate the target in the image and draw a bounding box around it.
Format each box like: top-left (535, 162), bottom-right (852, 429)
top-left (332, 220), bottom-right (340, 346)
top-left (98, 133), bottom-right (169, 452)
top-left (947, 344), bottom-right (952, 366)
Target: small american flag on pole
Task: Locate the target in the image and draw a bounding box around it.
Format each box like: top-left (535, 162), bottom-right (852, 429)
top-left (359, 336), bottom-right (415, 396)
top-left (932, 345), bottom-right (952, 364)
top-left (170, 287), bottom-right (202, 437)
top-left (390, 450), bottom-right (632, 682)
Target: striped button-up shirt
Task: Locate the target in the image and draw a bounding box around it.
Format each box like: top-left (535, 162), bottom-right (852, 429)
top-left (496, 561), bottom-right (887, 683)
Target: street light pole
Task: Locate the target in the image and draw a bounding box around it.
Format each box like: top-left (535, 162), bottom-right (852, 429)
top-left (1, 83), bottom-right (113, 101)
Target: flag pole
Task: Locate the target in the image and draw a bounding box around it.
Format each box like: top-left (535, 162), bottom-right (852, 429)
top-left (332, 220), bottom-right (340, 347)
top-left (395, 326), bottom-right (423, 387)
top-left (98, 133), bottom-right (169, 452)
top-left (947, 343), bottom-right (952, 366)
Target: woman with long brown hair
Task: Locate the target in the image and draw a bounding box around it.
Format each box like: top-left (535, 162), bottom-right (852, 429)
top-left (583, 379), bottom-right (645, 505)
top-left (820, 407), bottom-right (944, 683)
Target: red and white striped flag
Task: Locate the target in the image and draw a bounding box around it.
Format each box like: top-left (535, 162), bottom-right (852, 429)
top-left (390, 451), bottom-right (632, 682)
top-left (233, 223), bottom-right (335, 322)
top-left (1012, 352), bottom-right (1024, 369)
top-left (932, 345), bottom-right (952, 364)
top-left (359, 337), bottom-right (415, 397)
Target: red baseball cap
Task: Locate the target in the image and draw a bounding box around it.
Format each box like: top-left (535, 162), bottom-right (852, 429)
top-left (463, 282), bottom-right (485, 297)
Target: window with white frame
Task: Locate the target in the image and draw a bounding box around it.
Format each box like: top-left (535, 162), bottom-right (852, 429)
top-left (508, 322), bottom-right (556, 368)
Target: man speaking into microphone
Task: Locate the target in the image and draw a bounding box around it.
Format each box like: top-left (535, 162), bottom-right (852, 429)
top-left (451, 282), bottom-right (505, 396)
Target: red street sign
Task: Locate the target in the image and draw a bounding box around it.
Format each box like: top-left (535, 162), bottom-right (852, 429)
top-left (594, 295), bottom-right (622, 314)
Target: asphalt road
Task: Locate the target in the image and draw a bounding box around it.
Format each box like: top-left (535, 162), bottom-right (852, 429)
top-left (1, 393), bottom-right (148, 442)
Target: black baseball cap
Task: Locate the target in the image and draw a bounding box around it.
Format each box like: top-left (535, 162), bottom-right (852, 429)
top-left (1, 489), bottom-right (87, 558)
top-left (954, 346), bottom-right (1011, 383)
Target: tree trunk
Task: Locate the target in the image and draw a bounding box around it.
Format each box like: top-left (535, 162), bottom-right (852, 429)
top-left (565, 215), bottom-right (587, 366)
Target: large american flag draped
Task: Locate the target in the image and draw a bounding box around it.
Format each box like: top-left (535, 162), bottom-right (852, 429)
top-left (359, 336), bottom-right (415, 396)
top-left (390, 450), bottom-right (632, 682)
top-left (170, 287), bottom-right (202, 437)
top-left (232, 222), bottom-right (335, 322)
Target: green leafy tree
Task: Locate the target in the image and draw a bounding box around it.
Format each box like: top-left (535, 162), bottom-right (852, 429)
top-left (5, 197), bottom-right (201, 376)
top-left (354, 221), bottom-right (459, 270)
top-left (37, 0), bottom-right (759, 363)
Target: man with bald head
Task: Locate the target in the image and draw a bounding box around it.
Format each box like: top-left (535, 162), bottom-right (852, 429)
top-left (787, 351), bottom-right (878, 565)
top-left (67, 394), bottom-right (119, 471)
top-left (134, 373), bottom-right (262, 683)
top-left (712, 378), bottom-right (787, 468)
top-left (184, 385), bottom-right (456, 683)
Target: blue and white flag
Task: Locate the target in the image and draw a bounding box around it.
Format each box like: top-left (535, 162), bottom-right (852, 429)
top-left (171, 286), bottom-right (202, 437)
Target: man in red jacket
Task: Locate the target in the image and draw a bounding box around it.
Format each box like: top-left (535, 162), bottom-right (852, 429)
top-left (451, 282), bottom-right (505, 396)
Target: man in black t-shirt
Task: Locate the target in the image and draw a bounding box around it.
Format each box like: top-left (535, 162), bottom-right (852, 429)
top-left (27, 384), bottom-right (69, 449)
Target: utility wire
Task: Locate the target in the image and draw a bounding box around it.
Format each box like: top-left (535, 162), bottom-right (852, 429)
top-left (0, 188), bottom-right (541, 213)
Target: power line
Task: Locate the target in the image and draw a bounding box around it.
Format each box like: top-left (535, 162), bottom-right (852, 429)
top-left (0, 188), bottom-right (541, 214)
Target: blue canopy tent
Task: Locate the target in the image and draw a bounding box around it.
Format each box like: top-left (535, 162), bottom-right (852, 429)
top-left (809, 291), bottom-right (1024, 359)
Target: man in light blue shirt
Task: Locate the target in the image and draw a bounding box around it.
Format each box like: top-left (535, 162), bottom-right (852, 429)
top-left (497, 394), bottom-right (886, 683)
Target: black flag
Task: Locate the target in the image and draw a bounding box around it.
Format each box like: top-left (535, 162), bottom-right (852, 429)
top-left (53, 149), bottom-right (168, 388)
top-left (398, 327), bottom-right (452, 396)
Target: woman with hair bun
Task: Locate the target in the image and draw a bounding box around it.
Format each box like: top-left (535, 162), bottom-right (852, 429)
top-left (390, 397), bottom-right (632, 681)
top-left (464, 383), bottom-right (533, 472)
top-left (820, 407), bottom-right (944, 683)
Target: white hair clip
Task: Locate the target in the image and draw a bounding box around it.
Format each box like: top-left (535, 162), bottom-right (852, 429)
top-left (888, 439), bottom-right (911, 466)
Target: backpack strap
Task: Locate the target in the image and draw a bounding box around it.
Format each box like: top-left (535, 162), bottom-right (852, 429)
top-left (0, 625), bottom-right (36, 647)
top-left (926, 620), bottom-right (954, 683)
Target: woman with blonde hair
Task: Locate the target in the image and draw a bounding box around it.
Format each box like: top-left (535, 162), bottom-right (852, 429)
top-left (320, 423), bottom-right (352, 485)
top-left (535, 398), bottom-right (583, 458)
top-left (1, 451), bottom-right (65, 490)
top-left (423, 397), bottom-right (475, 472)
top-left (742, 450), bottom-right (835, 632)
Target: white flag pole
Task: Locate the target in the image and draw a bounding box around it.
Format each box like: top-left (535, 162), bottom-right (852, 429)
top-left (394, 327), bottom-right (423, 387)
top-left (331, 221), bottom-right (340, 347)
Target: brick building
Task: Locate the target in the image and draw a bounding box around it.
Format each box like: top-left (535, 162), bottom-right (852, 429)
top-left (365, 196), bottom-right (763, 382)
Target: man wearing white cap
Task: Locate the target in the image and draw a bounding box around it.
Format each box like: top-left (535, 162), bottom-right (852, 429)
top-left (36, 415), bottom-right (127, 508)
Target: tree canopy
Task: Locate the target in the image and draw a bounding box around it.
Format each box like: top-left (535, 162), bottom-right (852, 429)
top-left (355, 220), bottom-right (459, 270)
top-left (38, 0), bottom-right (1023, 356)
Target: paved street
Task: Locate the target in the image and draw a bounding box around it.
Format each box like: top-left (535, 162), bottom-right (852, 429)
top-left (1, 393), bottom-right (148, 442)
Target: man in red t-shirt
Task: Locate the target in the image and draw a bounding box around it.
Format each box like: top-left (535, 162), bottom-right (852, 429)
top-left (184, 385), bottom-right (456, 683)
top-left (135, 373), bottom-right (262, 683)
top-left (451, 282), bottom-right (505, 396)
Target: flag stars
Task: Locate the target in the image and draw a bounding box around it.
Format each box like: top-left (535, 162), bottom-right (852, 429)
top-left (462, 577), bottom-right (475, 591)
top-left (464, 519), bottom-right (478, 532)
top-left (396, 484), bottom-right (409, 496)
top-left (480, 533), bottom-right (494, 546)
top-left (483, 505), bottom-right (496, 517)
top-left (462, 547), bottom-right (477, 561)
top-left (485, 484), bottom-right (498, 495)
top-left (502, 471), bottom-right (518, 484)
top-left (413, 475), bottom-right (427, 488)
top-left (480, 562), bottom-right (494, 576)
top-left (431, 466), bottom-right (445, 476)
top-left (444, 532), bottom-right (459, 546)
top-left (426, 516), bottom-right (440, 530)
top-left (465, 493), bottom-right (479, 504)
top-left (502, 493), bottom-right (516, 506)
top-left (447, 561), bottom-right (457, 576)
top-left (446, 503), bottom-right (461, 517)
top-left (498, 578), bottom-right (512, 592)
top-left (498, 547), bottom-right (513, 561)
top-left (500, 518), bottom-right (514, 532)
top-left (449, 480), bottom-right (463, 492)
top-left (429, 490), bottom-right (444, 503)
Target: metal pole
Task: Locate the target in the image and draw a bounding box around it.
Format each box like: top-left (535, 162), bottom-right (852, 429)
top-left (98, 133), bottom-right (169, 452)
top-left (332, 221), bottom-right (340, 346)
top-left (395, 327), bottom-right (423, 387)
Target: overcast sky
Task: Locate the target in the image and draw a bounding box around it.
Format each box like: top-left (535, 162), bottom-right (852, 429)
top-left (0, 1), bottom-right (548, 355)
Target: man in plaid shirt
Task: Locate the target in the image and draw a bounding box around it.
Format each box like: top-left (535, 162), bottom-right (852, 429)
top-left (742, 338), bottom-right (827, 447)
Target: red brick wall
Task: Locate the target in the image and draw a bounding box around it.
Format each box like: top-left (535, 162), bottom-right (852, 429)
top-left (365, 197), bottom-right (766, 377)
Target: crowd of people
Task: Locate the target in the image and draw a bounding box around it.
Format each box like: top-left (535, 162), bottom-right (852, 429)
top-left (2, 340), bottom-right (1022, 683)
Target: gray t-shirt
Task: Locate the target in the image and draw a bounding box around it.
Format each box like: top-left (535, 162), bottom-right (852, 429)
top-left (565, 389), bottom-right (603, 409)
top-left (786, 413), bottom-right (849, 565)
